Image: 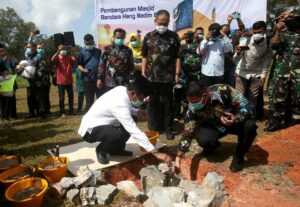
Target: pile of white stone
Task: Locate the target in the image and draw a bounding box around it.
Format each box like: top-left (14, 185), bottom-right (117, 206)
top-left (140, 163), bottom-right (228, 207)
top-left (52, 163), bottom-right (227, 207)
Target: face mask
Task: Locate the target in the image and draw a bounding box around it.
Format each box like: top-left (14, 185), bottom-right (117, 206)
top-left (131, 99), bottom-right (143, 108)
top-left (85, 44), bottom-right (94, 50)
top-left (252, 33), bottom-right (264, 42)
top-left (156, 25), bottom-right (168, 34)
top-left (189, 101), bottom-right (205, 111)
top-left (25, 48), bottom-right (32, 56)
top-left (130, 41), bottom-right (138, 48)
top-left (114, 39), bottom-right (124, 46)
top-left (60, 50), bottom-right (67, 56)
top-left (37, 48), bottom-right (44, 55)
top-left (199, 34), bottom-right (204, 39)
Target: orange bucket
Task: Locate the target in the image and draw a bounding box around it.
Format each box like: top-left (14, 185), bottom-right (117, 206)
top-left (38, 156), bottom-right (69, 183)
top-left (0, 155), bottom-right (23, 173)
top-left (140, 131), bottom-right (159, 152)
top-left (5, 177), bottom-right (48, 207)
top-left (0, 166), bottom-right (35, 188)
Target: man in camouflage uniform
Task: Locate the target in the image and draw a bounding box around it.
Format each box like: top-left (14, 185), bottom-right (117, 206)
top-left (174, 31), bottom-right (202, 120)
top-left (265, 12), bottom-right (300, 132)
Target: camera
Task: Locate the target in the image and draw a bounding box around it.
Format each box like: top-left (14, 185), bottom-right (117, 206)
top-left (231, 11), bottom-right (241, 19)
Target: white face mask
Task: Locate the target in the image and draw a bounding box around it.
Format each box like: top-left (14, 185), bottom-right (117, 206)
top-left (252, 33), bottom-right (264, 42)
top-left (156, 25), bottom-right (168, 34)
top-left (85, 44), bottom-right (95, 50)
top-left (199, 34), bottom-right (204, 39)
top-left (60, 50), bottom-right (67, 56)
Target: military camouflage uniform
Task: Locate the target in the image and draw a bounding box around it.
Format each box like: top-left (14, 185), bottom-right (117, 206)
top-left (268, 31), bottom-right (300, 124)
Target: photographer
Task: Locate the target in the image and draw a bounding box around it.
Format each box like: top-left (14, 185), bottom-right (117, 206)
top-left (51, 45), bottom-right (76, 117)
top-left (234, 21), bottom-right (273, 116)
top-left (265, 11), bottom-right (300, 131)
top-left (197, 23), bottom-right (233, 87)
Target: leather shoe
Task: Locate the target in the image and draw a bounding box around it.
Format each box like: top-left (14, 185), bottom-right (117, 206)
top-left (229, 157), bottom-right (244, 172)
top-left (165, 131), bottom-right (175, 140)
top-left (96, 145), bottom-right (109, 164)
top-left (109, 150), bottom-right (133, 156)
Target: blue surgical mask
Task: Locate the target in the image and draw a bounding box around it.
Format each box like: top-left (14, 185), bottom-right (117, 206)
top-left (252, 33), bottom-right (264, 42)
top-left (189, 101), bottom-right (205, 111)
top-left (37, 48), bottom-right (44, 55)
top-left (130, 41), bottom-right (138, 48)
top-left (25, 48), bottom-right (32, 56)
top-left (114, 39), bottom-right (124, 46)
top-left (85, 44), bottom-right (95, 50)
top-left (131, 100), bottom-right (143, 108)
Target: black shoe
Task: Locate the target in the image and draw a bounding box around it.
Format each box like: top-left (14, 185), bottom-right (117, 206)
top-left (289, 119), bottom-right (300, 127)
top-left (229, 157), bottom-right (244, 172)
top-left (109, 150), bottom-right (133, 156)
top-left (264, 117), bottom-right (281, 132)
top-left (165, 131), bottom-right (175, 140)
top-left (96, 145), bottom-right (109, 164)
top-left (25, 114), bottom-right (36, 119)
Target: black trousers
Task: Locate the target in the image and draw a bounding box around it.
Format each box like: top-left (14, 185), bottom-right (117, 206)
top-left (83, 125), bottom-right (130, 154)
top-left (147, 82), bottom-right (174, 132)
top-left (84, 80), bottom-right (101, 112)
top-left (77, 91), bottom-right (84, 112)
top-left (45, 85), bottom-right (51, 113)
top-left (195, 119), bottom-right (257, 159)
top-left (0, 96), bottom-right (10, 120)
top-left (58, 84), bottom-right (74, 114)
top-left (224, 64), bottom-right (236, 87)
top-left (201, 73), bottom-right (224, 87)
top-left (27, 86), bottom-right (47, 116)
top-left (174, 87), bottom-right (185, 118)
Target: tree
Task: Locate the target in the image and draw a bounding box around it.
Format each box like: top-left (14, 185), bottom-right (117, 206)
top-left (0, 7), bottom-right (36, 60)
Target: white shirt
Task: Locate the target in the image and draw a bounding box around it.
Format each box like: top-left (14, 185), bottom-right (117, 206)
top-left (234, 38), bottom-right (272, 79)
top-left (197, 36), bottom-right (233, 77)
top-left (78, 86), bottom-right (155, 152)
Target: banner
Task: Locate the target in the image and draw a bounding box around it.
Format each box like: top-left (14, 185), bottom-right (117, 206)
top-left (95, 0), bottom-right (267, 48)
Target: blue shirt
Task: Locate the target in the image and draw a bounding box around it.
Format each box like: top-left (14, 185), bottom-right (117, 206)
top-left (197, 36), bottom-right (233, 77)
top-left (78, 48), bottom-right (102, 81)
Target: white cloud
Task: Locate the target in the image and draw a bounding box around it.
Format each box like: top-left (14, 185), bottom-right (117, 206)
top-left (0, 0), bottom-right (89, 34)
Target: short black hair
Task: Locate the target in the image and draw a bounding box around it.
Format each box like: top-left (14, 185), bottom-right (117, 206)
top-left (84, 34), bottom-right (94, 41)
top-left (0, 43), bottom-right (4, 48)
top-left (208, 23), bottom-right (221, 32)
top-left (186, 81), bottom-right (206, 97)
top-left (195, 27), bottom-right (204, 31)
top-left (221, 24), bottom-right (229, 28)
top-left (156, 10), bottom-right (170, 18)
top-left (127, 73), bottom-right (152, 97)
top-left (113, 28), bottom-right (126, 36)
top-left (252, 21), bottom-right (267, 30)
top-left (28, 42), bottom-right (37, 48)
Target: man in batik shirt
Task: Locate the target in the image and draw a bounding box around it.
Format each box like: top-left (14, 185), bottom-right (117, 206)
top-left (265, 12), bottom-right (300, 131)
top-left (175, 82), bottom-right (257, 172)
top-left (142, 10), bottom-right (181, 140)
top-left (98, 28), bottom-right (134, 92)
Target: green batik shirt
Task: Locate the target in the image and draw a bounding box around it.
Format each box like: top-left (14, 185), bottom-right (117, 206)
top-left (177, 84), bottom-right (254, 153)
top-left (273, 31), bottom-right (300, 77)
top-left (180, 42), bottom-right (202, 79)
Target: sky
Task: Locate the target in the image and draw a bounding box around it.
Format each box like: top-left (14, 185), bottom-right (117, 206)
top-left (0, 0), bottom-right (96, 46)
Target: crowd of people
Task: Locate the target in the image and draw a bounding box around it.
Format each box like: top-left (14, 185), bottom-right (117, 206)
top-left (0, 9), bottom-right (299, 172)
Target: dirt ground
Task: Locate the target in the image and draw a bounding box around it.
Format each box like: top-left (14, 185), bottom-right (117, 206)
top-left (101, 124), bottom-right (300, 207)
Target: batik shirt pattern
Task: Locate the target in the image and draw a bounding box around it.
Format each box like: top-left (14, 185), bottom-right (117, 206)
top-left (177, 84), bottom-right (254, 153)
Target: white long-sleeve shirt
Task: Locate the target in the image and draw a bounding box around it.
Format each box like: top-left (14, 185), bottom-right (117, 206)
top-left (234, 38), bottom-right (272, 79)
top-left (197, 36), bottom-right (233, 77)
top-left (78, 86), bottom-right (155, 152)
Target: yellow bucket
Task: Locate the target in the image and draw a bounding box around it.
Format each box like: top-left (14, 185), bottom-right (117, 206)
top-left (38, 156), bottom-right (69, 183)
top-left (140, 131), bottom-right (159, 152)
top-left (0, 155), bottom-right (23, 173)
top-left (0, 166), bottom-right (35, 188)
top-left (5, 177), bottom-right (48, 207)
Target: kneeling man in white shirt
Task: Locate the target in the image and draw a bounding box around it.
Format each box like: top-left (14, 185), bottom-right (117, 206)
top-left (78, 74), bottom-right (172, 165)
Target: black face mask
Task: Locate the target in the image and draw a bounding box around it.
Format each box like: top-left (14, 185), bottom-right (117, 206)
top-left (186, 37), bottom-right (193, 43)
top-left (285, 16), bottom-right (300, 32)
